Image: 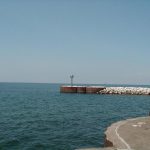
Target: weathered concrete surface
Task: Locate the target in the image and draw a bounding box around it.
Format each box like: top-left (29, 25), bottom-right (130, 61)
top-left (77, 117), bottom-right (150, 150)
top-left (105, 116), bottom-right (150, 150)
top-left (76, 148), bottom-right (114, 150)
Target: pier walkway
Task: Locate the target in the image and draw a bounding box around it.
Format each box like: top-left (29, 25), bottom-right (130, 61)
top-left (77, 148), bottom-right (114, 150)
top-left (105, 116), bottom-right (150, 150)
top-left (77, 116), bottom-right (150, 150)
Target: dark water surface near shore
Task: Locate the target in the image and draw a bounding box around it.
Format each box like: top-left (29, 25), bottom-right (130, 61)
top-left (0, 83), bottom-right (150, 150)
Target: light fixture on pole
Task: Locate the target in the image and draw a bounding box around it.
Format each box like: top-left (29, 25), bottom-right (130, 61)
top-left (70, 75), bottom-right (74, 86)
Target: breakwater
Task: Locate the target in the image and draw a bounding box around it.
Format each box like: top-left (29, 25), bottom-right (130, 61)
top-left (98, 87), bottom-right (150, 95)
top-left (60, 86), bottom-right (150, 95)
top-left (60, 86), bottom-right (105, 94)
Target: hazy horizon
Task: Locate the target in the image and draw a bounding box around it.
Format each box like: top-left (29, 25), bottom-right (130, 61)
top-left (1, 81), bottom-right (150, 87)
top-left (0, 1), bottom-right (150, 85)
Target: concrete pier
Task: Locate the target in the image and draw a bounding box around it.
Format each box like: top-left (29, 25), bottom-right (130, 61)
top-left (60, 86), bottom-right (150, 95)
top-left (60, 86), bottom-right (77, 93)
top-left (77, 116), bottom-right (150, 150)
top-left (86, 86), bottom-right (106, 94)
top-left (105, 116), bottom-right (150, 150)
top-left (76, 148), bottom-right (114, 150)
top-left (77, 86), bottom-right (86, 94)
top-left (60, 86), bottom-right (106, 94)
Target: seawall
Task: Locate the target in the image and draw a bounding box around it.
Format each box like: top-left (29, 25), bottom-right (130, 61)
top-left (60, 86), bottom-right (106, 94)
top-left (77, 116), bottom-right (150, 150)
top-left (60, 86), bottom-right (150, 95)
top-left (98, 87), bottom-right (150, 95)
top-left (104, 116), bottom-right (150, 150)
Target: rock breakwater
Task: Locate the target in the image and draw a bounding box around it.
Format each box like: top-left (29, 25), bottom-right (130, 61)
top-left (98, 87), bottom-right (150, 95)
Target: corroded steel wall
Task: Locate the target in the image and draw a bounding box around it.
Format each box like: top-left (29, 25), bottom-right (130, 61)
top-left (77, 87), bottom-right (86, 94)
top-left (60, 86), bottom-right (77, 93)
top-left (86, 87), bottom-right (106, 94)
top-left (60, 86), bottom-right (106, 94)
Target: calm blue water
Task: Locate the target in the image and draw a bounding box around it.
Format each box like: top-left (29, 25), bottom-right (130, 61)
top-left (0, 83), bottom-right (150, 150)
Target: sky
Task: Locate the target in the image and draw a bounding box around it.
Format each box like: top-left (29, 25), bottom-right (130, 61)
top-left (0, 0), bottom-right (150, 84)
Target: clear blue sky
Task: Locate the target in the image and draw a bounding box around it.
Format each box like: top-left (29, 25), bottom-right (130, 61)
top-left (0, 0), bottom-right (150, 84)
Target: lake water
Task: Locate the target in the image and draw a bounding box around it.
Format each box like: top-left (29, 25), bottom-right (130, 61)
top-left (0, 83), bottom-right (150, 150)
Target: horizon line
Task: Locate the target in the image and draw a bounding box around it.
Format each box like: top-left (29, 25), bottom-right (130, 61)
top-left (0, 81), bottom-right (150, 86)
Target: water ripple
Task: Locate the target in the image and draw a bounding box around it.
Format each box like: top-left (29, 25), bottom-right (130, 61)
top-left (0, 83), bottom-right (150, 150)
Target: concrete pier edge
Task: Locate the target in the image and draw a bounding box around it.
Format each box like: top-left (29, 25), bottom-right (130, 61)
top-left (76, 116), bottom-right (150, 150)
